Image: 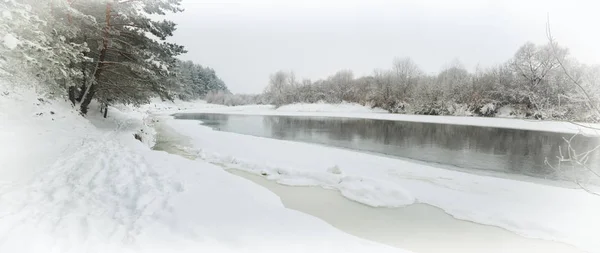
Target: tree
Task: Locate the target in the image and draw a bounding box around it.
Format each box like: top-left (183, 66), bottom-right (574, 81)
top-left (2, 0), bottom-right (231, 117)
top-left (68, 0), bottom-right (186, 114)
top-left (0, 0), bottom-right (88, 95)
top-left (510, 42), bottom-right (567, 114)
top-left (437, 60), bottom-right (470, 104)
top-left (544, 21), bottom-right (600, 195)
top-left (164, 60), bottom-right (229, 100)
top-left (264, 70), bottom-right (291, 106)
top-left (259, 41), bottom-right (597, 121)
top-left (371, 69), bottom-right (395, 110)
top-left (392, 57), bottom-right (422, 101)
top-left (328, 70), bottom-right (354, 102)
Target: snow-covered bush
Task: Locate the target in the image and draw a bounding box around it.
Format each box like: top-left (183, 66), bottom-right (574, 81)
top-left (479, 103), bottom-right (496, 117)
top-left (447, 103), bottom-right (473, 116)
top-left (496, 105), bottom-right (516, 118)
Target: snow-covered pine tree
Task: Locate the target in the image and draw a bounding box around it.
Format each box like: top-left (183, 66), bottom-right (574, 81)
top-left (68, 0), bottom-right (186, 114)
top-left (0, 0), bottom-right (88, 96)
top-left (168, 60), bottom-right (229, 100)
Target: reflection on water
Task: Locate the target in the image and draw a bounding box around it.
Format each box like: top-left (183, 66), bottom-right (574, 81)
top-left (173, 113), bottom-right (600, 180)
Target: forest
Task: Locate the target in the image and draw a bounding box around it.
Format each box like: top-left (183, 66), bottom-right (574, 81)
top-left (263, 43), bottom-right (599, 121)
top-left (1, 0), bottom-right (228, 116)
top-left (210, 42), bottom-right (599, 122)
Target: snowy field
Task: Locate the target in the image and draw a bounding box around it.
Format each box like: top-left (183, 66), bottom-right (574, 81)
top-left (172, 102), bottom-right (600, 136)
top-left (0, 87), bottom-right (410, 253)
top-left (149, 100), bottom-right (600, 253)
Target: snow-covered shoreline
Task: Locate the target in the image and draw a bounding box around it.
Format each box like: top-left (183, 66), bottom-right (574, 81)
top-left (0, 88), bottom-right (411, 253)
top-left (225, 169), bottom-right (584, 253)
top-left (144, 100), bottom-right (600, 253)
top-left (170, 102), bottom-right (600, 136)
top-left (165, 117), bottom-right (600, 252)
top-left (4, 90), bottom-right (597, 252)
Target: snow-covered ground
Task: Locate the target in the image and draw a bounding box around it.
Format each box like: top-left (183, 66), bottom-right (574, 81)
top-left (5, 91), bottom-right (597, 252)
top-left (0, 86), bottom-right (410, 253)
top-left (172, 102), bottom-right (600, 136)
top-left (225, 169), bottom-right (583, 253)
top-left (148, 100), bottom-right (600, 253)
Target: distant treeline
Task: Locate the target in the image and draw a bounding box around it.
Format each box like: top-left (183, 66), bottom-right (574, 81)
top-left (171, 60), bottom-right (228, 100)
top-left (215, 42), bottom-right (600, 122)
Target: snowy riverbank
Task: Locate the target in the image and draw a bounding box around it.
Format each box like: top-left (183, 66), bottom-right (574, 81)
top-left (170, 102), bottom-right (600, 136)
top-left (224, 169), bottom-right (583, 253)
top-left (147, 100), bottom-right (600, 253)
top-left (0, 86), bottom-right (409, 253)
top-left (4, 90), bottom-right (596, 252)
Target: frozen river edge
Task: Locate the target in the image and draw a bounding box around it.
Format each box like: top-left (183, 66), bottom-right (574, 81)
top-left (152, 115), bottom-right (589, 253)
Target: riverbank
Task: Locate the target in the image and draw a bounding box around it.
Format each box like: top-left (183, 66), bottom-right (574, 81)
top-left (168, 102), bottom-right (599, 136)
top-left (152, 100), bottom-right (600, 253)
top-left (228, 170), bottom-right (583, 253)
top-left (151, 118), bottom-right (585, 253)
top-left (0, 85), bottom-right (409, 253)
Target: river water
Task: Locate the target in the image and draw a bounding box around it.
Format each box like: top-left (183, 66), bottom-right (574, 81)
top-left (152, 117), bottom-right (585, 253)
top-left (173, 113), bottom-right (600, 181)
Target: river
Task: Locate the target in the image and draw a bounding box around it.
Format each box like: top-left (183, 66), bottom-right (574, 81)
top-left (173, 113), bottom-right (600, 181)
top-left (152, 115), bottom-right (587, 253)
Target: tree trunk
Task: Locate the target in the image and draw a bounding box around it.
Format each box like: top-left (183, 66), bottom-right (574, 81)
top-left (76, 53), bottom-right (88, 103)
top-left (80, 2), bottom-right (111, 115)
top-left (68, 86), bottom-right (76, 106)
top-left (79, 82), bottom-right (97, 115)
top-left (76, 83), bottom-right (86, 103)
top-left (103, 104), bottom-right (108, 118)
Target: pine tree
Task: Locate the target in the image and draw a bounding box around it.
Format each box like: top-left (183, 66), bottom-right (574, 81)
top-left (168, 59), bottom-right (229, 100)
top-left (68, 0), bottom-right (186, 114)
top-left (0, 0), bottom-right (88, 95)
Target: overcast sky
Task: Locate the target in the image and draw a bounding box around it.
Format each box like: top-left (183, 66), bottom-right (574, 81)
top-left (167, 0), bottom-right (600, 94)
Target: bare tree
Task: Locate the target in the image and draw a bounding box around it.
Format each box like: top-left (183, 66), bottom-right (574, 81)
top-left (545, 19), bottom-right (600, 195)
top-left (328, 70), bottom-right (354, 102)
top-left (265, 70), bottom-right (291, 106)
top-left (259, 30), bottom-right (596, 122)
top-left (438, 60), bottom-right (470, 104)
top-left (392, 57), bottom-right (422, 102)
top-left (371, 69), bottom-right (395, 110)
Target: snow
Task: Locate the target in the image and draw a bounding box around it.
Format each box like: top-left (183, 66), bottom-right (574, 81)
top-left (497, 105), bottom-right (517, 117)
top-left (277, 102), bottom-right (388, 113)
top-left (158, 102), bottom-right (600, 253)
top-left (0, 85), bottom-right (410, 253)
top-left (2, 33), bottom-right (20, 50)
top-left (479, 102), bottom-right (495, 115)
top-left (173, 103), bottom-right (600, 136)
top-left (3, 89), bottom-right (598, 252)
top-left (1, 10), bottom-right (11, 20)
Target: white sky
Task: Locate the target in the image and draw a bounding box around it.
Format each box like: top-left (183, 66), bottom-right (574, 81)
top-left (168, 0), bottom-right (600, 94)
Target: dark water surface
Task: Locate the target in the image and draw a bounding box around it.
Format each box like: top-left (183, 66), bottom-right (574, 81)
top-left (173, 113), bottom-right (600, 181)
